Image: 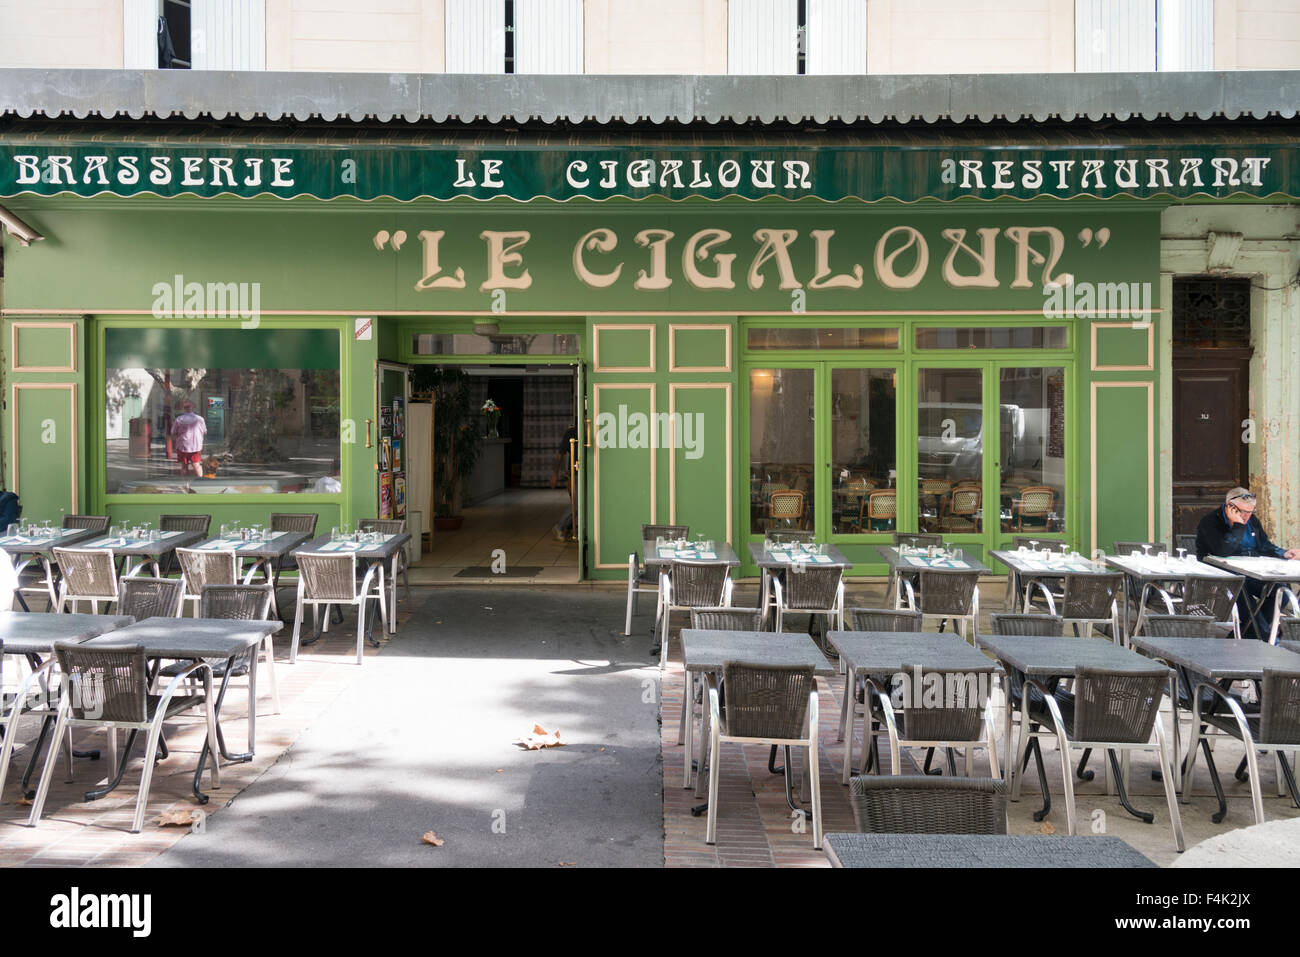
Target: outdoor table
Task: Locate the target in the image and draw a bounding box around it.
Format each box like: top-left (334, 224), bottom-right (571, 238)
top-left (679, 628), bottom-right (833, 804)
top-left (77, 529), bottom-right (204, 578)
top-left (642, 540), bottom-right (741, 642)
top-left (0, 527), bottom-right (96, 611)
top-left (192, 531), bottom-right (311, 620)
top-left (875, 545), bottom-right (989, 608)
top-left (990, 548), bottom-right (1111, 613)
top-left (748, 541), bottom-right (851, 627)
top-left (294, 531), bottom-right (412, 636)
top-left (827, 630), bottom-right (1001, 783)
top-left (1103, 553), bottom-right (1236, 644)
top-left (1129, 634), bottom-right (1300, 820)
top-left (1201, 555), bottom-right (1300, 641)
top-left (974, 633), bottom-right (1172, 805)
top-left (822, 833), bottom-right (1155, 868)
top-left (81, 615), bottom-right (283, 803)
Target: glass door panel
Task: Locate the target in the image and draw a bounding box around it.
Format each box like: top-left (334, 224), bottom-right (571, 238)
top-left (917, 368), bottom-right (984, 534)
top-left (830, 368), bottom-right (897, 534)
top-left (999, 366), bottom-right (1066, 537)
top-left (749, 368), bottom-right (815, 535)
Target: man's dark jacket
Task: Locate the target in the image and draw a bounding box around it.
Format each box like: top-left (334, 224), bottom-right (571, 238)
top-left (1195, 506), bottom-right (1286, 561)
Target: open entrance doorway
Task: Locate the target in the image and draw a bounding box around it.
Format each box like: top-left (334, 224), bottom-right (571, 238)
top-left (413, 363), bottom-right (582, 583)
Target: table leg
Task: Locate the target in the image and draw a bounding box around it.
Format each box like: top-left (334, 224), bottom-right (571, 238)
top-left (389, 553), bottom-right (399, 634)
top-left (682, 668), bottom-right (694, 788)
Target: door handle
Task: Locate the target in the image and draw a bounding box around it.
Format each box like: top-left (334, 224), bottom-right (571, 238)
top-left (585, 417), bottom-right (592, 449)
top-left (365, 419), bottom-right (373, 449)
top-left (570, 437), bottom-right (579, 473)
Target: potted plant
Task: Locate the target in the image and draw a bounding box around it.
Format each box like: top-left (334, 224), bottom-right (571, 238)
top-left (481, 398), bottom-right (502, 437)
top-left (413, 366), bottom-right (482, 530)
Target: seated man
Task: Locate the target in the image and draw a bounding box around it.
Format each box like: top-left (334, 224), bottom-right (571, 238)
top-left (1196, 487), bottom-right (1299, 639)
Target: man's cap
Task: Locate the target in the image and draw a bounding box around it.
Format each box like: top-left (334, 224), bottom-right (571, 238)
top-left (1225, 487), bottom-right (1256, 503)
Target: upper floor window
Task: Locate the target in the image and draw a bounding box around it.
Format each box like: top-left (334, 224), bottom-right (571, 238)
top-left (124, 0), bottom-right (266, 71)
top-left (729, 0), bottom-right (866, 76)
top-left (1076, 0), bottom-right (1213, 71)
top-left (446, 0), bottom-right (583, 74)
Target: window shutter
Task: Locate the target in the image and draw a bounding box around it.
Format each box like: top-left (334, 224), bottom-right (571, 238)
top-left (728, 0), bottom-right (798, 75)
top-left (515, 0), bottom-right (583, 74)
top-left (1157, 0), bottom-right (1213, 71)
top-left (1076, 0), bottom-right (1157, 72)
top-left (192, 0), bottom-right (266, 71)
top-left (446, 0), bottom-right (507, 74)
top-left (806, 0), bottom-right (866, 75)
top-left (123, 0), bottom-right (158, 69)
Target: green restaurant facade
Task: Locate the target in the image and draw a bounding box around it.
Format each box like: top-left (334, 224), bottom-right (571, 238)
top-left (1, 122), bottom-right (1296, 581)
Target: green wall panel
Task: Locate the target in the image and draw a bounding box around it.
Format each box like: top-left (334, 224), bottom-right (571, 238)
top-left (1093, 384), bottom-right (1153, 553)
top-left (671, 326), bottom-right (729, 370)
top-left (13, 323), bottom-right (75, 369)
top-left (592, 383), bottom-right (655, 570)
top-left (595, 326), bottom-right (654, 371)
top-left (12, 384), bottom-right (76, 520)
top-left (670, 385), bottom-right (731, 544)
top-left (1094, 324), bottom-right (1152, 369)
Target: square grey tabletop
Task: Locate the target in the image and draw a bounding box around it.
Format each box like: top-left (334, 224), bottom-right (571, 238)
top-left (295, 532), bottom-right (412, 561)
top-left (1202, 555), bottom-right (1300, 584)
top-left (1129, 635), bottom-right (1300, 681)
top-left (1104, 554), bottom-right (1235, 582)
top-left (643, 541), bottom-right (740, 568)
top-left (874, 546), bottom-right (990, 574)
top-left (823, 833), bottom-right (1156, 868)
top-left (827, 630), bottom-right (999, 675)
top-left (193, 530), bottom-right (310, 559)
top-left (748, 542), bottom-right (852, 570)
top-left (679, 629), bottom-right (834, 676)
top-left (83, 616), bottom-right (282, 658)
top-left (0, 528), bottom-right (95, 554)
top-left (975, 633), bottom-right (1170, 677)
top-left (989, 549), bottom-right (1111, 576)
top-left (0, 612), bottom-right (136, 654)
top-left (76, 529), bottom-right (204, 556)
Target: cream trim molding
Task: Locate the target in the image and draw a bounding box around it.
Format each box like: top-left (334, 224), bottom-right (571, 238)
top-left (592, 324), bottom-right (656, 373)
top-left (10, 321), bottom-right (77, 373)
top-left (1090, 321), bottom-right (1154, 372)
top-left (668, 323), bottom-right (733, 373)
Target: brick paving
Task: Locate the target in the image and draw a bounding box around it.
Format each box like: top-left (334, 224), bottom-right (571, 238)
top-left (0, 624), bottom-right (374, 866)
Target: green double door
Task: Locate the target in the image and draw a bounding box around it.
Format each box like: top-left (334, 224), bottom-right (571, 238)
top-left (746, 360), bottom-right (1070, 570)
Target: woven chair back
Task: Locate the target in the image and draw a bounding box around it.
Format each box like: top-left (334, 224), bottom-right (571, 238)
top-left (1061, 573), bottom-right (1121, 619)
top-left (1143, 614), bottom-right (1219, 638)
top-left (177, 548), bottom-right (238, 591)
top-left (721, 662), bottom-right (813, 739)
top-left (668, 560), bottom-right (729, 608)
top-left (53, 548), bottom-right (118, 600)
top-left (53, 641), bottom-right (148, 723)
top-left (848, 776), bottom-right (1007, 835)
top-left (117, 577), bottom-right (184, 619)
top-left (270, 512), bottom-right (320, 535)
top-left (61, 515), bottom-right (110, 532)
top-left (1261, 669), bottom-right (1300, 746)
top-left (990, 613), bottom-right (1063, 636)
top-left (848, 607), bottom-right (922, 632)
top-left (915, 569), bottom-right (980, 616)
top-left (690, 607), bottom-right (763, 631)
top-left (896, 665), bottom-right (988, 742)
top-left (297, 553), bottom-right (359, 601)
top-left (1072, 666), bottom-right (1167, 743)
top-left (785, 566), bottom-right (843, 610)
top-left (160, 514), bottom-right (212, 535)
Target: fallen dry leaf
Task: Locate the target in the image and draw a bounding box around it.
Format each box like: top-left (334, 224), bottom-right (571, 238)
top-left (515, 723), bottom-right (565, 750)
top-left (1039, 821), bottom-right (1056, 835)
top-left (558, 861), bottom-right (578, 867)
top-left (421, 831), bottom-right (445, 847)
top-left (159, 809), bottom-right (199, 827)
top-left (16, 797), bottom-right (32, 807)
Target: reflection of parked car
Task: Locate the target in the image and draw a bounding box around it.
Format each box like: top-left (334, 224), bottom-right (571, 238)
top-left (917, 403), bottom-right (1028, 478)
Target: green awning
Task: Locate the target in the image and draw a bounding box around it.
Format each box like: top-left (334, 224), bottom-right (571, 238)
top-left (2, 127), bottom-right (1296, 203)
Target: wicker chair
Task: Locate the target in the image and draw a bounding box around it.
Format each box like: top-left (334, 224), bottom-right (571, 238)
top-left (1276, 616), bottom-right (1300, 647)
top-left (771, 566), bottom-right (844, 639)
top-left (359, 518), bottom-right (412, 627)
top-left (176, 547), bottom-right (248, 618)
top-left (901, 569), bottom-right (980, 640)
top-left (917, 479), bottom-right (952, 531)
top-left (0, 633), bottom-right (74, 804)
top-left (706, 662), bottom-right (822, 848)
top-left (1020, 665), bottom-right (1184, 851)
top-left (1113, 541), bottom-right (1163, 556)
top-left (893, 533), bottom-right (942, 549)
top-left (52, 547), bottom-right (119, 614)
top-left (862, 490), bottom-right (896, 532)
top-left (27, 641), bottom-right (219, 834)
top-left (675, 606), bottom-right (766, 772)
top-left (1024, 572), bottom-right (1122, 640)
top-left (657, 559), bottom-right (733, 669)
top-left (1175, 534), bottom-right (1198, 554)
top-left (1008, 486), bottom-right (1055, 533)
top-left (1141, 614), bottom-right (1220, 638)
top-left (625, 523), bottom-right (688, 636)
top-left (1184, 667), bottom-right (1300, 825)
top-left (988, 613), bottom-right (1067, 804)
top-left (1268, 588), bottom-right (1300, 645)
top-left (848, 775), bottom-right (1007, 834)
top-left (864, 665), bottom-right (1000, 781)
top-left (768, 490), bottom-right (806, 531)
top-left (941, 488), bottom-right (981, 533)
top-left (1136, 575), bottom-right (1243, 641)
top-left (290, 552), bottom-right (383, 666)
top-left (157, 584), bottom-right (280, 718)
top-left (160, 514), bottom-right (212, 536)
top-left (269, 513), bottom-right (320, 591)
top-left (116, 576), bottom-right (184, 620)
top-left (61, 515), bottom-right (110, 533)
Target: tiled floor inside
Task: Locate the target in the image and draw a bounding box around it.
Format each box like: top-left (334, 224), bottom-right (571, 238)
top-left (411, 488), bottom-right (579, 583)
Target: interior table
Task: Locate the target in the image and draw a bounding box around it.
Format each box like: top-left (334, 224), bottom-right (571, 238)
top-left (0, 528), bottom-right (96, 611)
top-left (679, 628), bottom-right (832, 805)
top-left (1129, 633), bottom-right (1300, 822)
top-left (1103, 553), bottom-right (1237, 644)
top-left (990, 549), bottom-right (1111, 613)
top-left (975, 632), bottom-right (1173, 816)
top-left (748, 542), bottom-right (851, 627)
top-left (827, 630), bottom-right (1001, 783)
top-left (875, 545), bottom-right (990, 608)
top-left (822, 832), bottom-right (1155, 868)
top-left (1201, 555), bottom-right (1300, 641)
top-left (0, 611), bottom-right (136, 797)
top-left (77, 529), bottom-right (204, 578)
top-left (294, 532), bottom-right (412, 636)
top-left (192, 531), bottom-right (310, 620)
top-left (80, 616), bottom-right (283, 803)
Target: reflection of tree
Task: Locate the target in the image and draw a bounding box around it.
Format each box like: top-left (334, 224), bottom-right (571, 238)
top-left (104, 371), bottom-right (141, 418)
top-left (228, 369), bottom-right (294, 463)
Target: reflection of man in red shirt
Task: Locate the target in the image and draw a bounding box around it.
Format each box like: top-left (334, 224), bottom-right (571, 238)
top-left (171, 400), bottom-right (207, 477)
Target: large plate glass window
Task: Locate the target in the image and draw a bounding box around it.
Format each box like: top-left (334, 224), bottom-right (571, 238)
top-left (917, 368), bottom-right (983, 534)
top-left (999, 367), bottom-right (1066, 535)
top-left (830, 368), bottom-right (897, 534)
top-left (749, 368), bottom-right (814, 534)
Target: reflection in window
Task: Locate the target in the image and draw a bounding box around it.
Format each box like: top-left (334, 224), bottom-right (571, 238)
top-left (915, 327), bottom-right (1068, 350)
top-left (1000, 367), bottom-right (1066, 535)
top-left (917, 368), bottom-right (983, 533)
top-left (830, 369), bottom-right (897, 534)
top-left (411, 333), bottom-right (579, 355)
top-left (746, 327), bottom-right (899, 350)
top-left (749, 369), bottom-right (814, 535)
top-left (105, 329), bottom-right (340, 494)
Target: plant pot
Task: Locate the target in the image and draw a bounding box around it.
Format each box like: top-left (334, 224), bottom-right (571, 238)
top-left (434, 516), bottom-right (464, 531)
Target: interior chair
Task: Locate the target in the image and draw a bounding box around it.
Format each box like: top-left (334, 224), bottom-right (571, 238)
top-left (658, 559), bottom-right (733, 670)
top-left (27, 641), bottom-right (220, 834)
top-left (861, 490), bottom-right (896, 532)
top-left (848, 775), bottom-right (1007, 834)
top-left (917, 479), bottom-right (952, 532)
top-left (768, 490), bottom-right (806, 532)
top-left (290, 552), bottom-right (384, 666)
top-left (901, 568), bottom-right (980, 640)
top-left (61, 515), bottom-right (110, 533)
top-left (1008, 486), bottom-right (1055, 533)
top-left (940, 487), bottom-right (981, 533)
top-left (52, 547), bottom-right (119, 614)
top-left (1024, 572), bottom-right (1123, 640)
top-left (625, 523), bottom-right (688, 636)
top-left (705, 662), bottom-right (821, 849)
top-left (1019, 665), bottom-right (1184, 852)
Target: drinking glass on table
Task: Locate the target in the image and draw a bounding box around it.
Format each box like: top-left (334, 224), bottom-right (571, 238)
top-left (5, 523), bottom-right (18, 538)
top-left (330, 526), bottom-right (341, 542)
